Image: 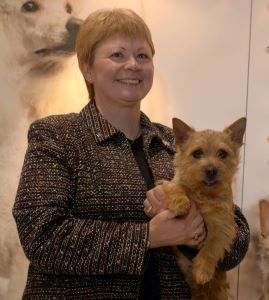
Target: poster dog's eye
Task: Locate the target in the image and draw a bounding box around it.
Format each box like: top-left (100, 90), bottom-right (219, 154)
top-left (21, 1), bottom-right (40, 13)
top-left (66, 3), bottom-right (73, 14)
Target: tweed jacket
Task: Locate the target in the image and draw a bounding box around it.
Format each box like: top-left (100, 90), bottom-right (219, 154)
top-left (13, 101), bottom-right (250, 299)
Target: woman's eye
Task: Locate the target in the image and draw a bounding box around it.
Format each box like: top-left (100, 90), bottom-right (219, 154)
top-left (218, 149), bottom-right (228, 159)
top-left (137, 53), bottom-right (150, 60)
top-left (110, 52), bottom-right (123, 58)
top-left (192, 149), bottom-right (203, 159)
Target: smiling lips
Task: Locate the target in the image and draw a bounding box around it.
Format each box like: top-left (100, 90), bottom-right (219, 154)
top-left (117, 79), bottom-right (142, 85)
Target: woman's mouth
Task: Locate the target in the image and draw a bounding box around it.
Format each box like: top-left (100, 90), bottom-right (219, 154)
top-left (117, 79), bottom-right (141, 85)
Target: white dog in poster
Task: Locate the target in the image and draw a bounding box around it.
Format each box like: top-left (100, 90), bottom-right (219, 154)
top-left (0, 0), bottom-right (88, 299)
top-left (0, 0), bottom-right (88, 120)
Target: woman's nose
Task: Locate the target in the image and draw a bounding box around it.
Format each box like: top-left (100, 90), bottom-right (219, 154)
top-left (125, 56), bottom-right (139, 70)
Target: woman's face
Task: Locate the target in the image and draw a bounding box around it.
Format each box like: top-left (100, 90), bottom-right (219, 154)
top-left (84, 33), bottom-right (154, 107)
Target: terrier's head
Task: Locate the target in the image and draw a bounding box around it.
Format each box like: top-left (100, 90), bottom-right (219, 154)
top-left (172, 117), bottom-right (246, 195)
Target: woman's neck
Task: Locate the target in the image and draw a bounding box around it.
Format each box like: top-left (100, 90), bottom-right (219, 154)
top-left (95, 100), bottom-right (141, 140)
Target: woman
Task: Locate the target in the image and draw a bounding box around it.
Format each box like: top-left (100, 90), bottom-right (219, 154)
top-left (13, 8), bottom-right (249, 299)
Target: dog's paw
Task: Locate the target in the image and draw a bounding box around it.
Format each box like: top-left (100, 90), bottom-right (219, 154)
top-left (192, 258), bottom-right (215, 284)
top-left (169, 196), bottom-right (190, 215)
top-left (156, 179), bottom-right (168, 185)
top-left (162, 182), bottom-right (191, 215)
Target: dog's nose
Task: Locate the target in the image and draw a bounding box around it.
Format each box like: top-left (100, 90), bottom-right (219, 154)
top-left (66, 17), bottom-right (83, 35)
top-left (205, 167), bottom-right (218, 181)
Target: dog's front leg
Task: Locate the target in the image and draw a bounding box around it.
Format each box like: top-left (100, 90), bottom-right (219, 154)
top-left (162, 181), bottom-right (191, 216)
top-left (192, 211), bottom-right (236, 284)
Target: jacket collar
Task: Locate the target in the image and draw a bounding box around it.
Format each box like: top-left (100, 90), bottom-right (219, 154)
top-left (81, 100), bottom-right (118, 144)
top-left (80, 100), bottom-right (174, 152)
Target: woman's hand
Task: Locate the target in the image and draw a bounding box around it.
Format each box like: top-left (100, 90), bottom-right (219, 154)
top-left (144, 185), bottom-right (206, 248)
top-left (144, 184), bottom-right (168, 217)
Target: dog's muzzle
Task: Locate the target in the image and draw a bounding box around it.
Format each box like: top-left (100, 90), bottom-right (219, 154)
top-left (203, 166), bottom-right (218, 186)
top-left (35, 17), bottom-right (83, 56)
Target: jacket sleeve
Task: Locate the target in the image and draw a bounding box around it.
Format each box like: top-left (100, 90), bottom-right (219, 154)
top-left (217, 205), bottom-right (250, 271)
top-left (13, 118), bottom-right (149, 276)
top-left (177, 205), bottom-right (250, 271)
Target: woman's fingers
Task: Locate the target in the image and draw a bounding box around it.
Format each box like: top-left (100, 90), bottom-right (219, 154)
top-left (182, 200), bottom-right (207, 247)
top-left (144, 185), bottom-right (167, 217)
top-left (145, 186), bottom-right (207, 247)
top-left (144, 198), bottom-right (155, 217)
top-left (149, 208), bottom-right (205, 248)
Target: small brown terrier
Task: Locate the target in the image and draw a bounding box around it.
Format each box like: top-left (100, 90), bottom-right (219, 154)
top-left (163, 117), bottom-right (246, 300)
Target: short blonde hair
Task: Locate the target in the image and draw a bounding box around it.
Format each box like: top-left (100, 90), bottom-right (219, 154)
top-left (76, 8), bottom-right (155, 100)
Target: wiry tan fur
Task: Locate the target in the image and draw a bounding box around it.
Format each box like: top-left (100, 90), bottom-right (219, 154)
top-left (163, 117), bottom-right (246, 300)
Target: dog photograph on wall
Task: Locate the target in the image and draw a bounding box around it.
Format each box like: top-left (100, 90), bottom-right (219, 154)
top-left (0, 0), bottom-right (89, 299)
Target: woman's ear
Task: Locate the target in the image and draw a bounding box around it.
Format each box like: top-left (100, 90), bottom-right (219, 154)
top-left (80, 62), bottom-right (94, 83)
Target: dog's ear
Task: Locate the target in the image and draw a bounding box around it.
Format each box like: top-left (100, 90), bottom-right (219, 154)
top-left (224, 117), bottom-right (246, 145)
top-left (172, 118), bottom-right (194, 145)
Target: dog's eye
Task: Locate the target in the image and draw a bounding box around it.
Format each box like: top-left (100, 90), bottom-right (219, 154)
top-left (66, 3), bottom-right (73, 14)
top-left (192, 149), bottom-right (203, 159)
top-left (218, 149), bottom-right (228, 159)
top-left (21, 1), bottom-right (40, 12)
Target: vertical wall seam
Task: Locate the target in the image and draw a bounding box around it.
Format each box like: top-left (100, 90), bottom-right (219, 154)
top-left (237, 0), bottom-right (253, 299)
